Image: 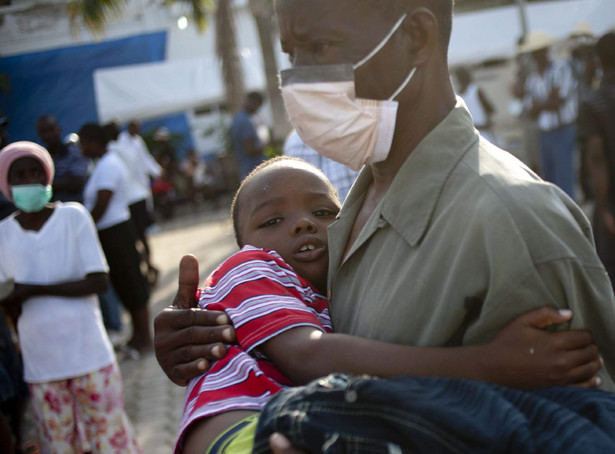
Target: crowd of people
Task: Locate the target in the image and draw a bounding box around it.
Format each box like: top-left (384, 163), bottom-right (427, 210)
top-left (0, 115), bottom-right (173, 452)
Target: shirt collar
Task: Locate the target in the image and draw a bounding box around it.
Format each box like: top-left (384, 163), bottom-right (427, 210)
top-left (380, 96), bottom-right (478, 246)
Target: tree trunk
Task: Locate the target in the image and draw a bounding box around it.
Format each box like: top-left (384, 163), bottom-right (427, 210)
top-left (216, 0), bottom-right (245, 114)
top-left (249, 0), bottom-right (291, 146)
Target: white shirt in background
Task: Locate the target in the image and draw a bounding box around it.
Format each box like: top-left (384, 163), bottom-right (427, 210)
top-left (83, 151), bottom-right (131, 230)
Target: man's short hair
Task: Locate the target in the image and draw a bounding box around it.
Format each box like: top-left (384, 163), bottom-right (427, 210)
top-left (596, 32), bottom-right (615, 71)
top-left (36, 114), bottom-right (57, 128)
top-left (247, 92), bottom-right (264, 106)
top-left (78, 123), bottom-right (108, 146)
top-left (102, 122), bottom-right (120, 142)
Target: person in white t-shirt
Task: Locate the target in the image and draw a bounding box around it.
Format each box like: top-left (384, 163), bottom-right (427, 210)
top-left (454, 66), bottom-right (497, 145)
top-left (0, 141), bottom-right (140, 453)
top-left (79, 123), bottom-right (153, 356)
top-left (115, 121), bottom-right (162, 285)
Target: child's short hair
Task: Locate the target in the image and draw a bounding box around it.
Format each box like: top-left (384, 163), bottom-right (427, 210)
top-left (230, 156), bottom-right (338, 247)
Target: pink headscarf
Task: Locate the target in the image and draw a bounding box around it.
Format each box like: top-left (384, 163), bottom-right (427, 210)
top-left (0, 141), bottom-right (55, 202)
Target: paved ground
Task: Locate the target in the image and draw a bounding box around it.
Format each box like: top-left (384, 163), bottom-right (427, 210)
top-left (119, 204), bottom-right (238, 453)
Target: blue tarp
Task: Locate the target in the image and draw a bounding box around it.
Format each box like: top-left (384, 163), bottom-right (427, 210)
top-left (0, 31), bottom-right (168, 144)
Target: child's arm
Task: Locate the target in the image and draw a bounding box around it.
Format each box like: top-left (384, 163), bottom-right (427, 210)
top-left (259, 307), bottom-right (601, 390)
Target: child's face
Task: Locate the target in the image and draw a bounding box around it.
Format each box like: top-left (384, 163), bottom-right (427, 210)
top-left (238, 162), bottom-right (341, 293)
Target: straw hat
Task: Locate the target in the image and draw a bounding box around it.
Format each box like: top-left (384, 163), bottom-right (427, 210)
top-left (570, 21), bottom-right (594, 38)
top-left (519, 31), bottom-right (556, 54)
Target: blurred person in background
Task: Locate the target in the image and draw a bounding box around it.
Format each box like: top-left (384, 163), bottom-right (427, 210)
top-left (0, 117), bottom-right (17, 220)
top-left (105, 122), bottom-right (160, 287)
top-left (118, 120), bottom-right (162, 227)
top-left (79, 123), bottom-right (153, 356)
top-left (151, 127), bottom-right (177, 220)
top-left (511, 37), bottom-right (542, 174)
top-left (0, 141), bottom-right (139, 453)
top-left (454, 66), bottom-right (497, 145)
top-left (522, 31), bottom-right (578, 200)
top-left (570, 22), bottom-right (600, 202)
top-left (231, 92), bottom-right (267, 179)
top-left (283, 130), bottom-right (359, 202)
top-left (35, 115), bottom-right (89, 204)
top-left (580, 32), bottom-right (615, 293)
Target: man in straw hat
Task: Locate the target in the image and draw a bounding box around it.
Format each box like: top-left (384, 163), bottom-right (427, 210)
top-left (521, 30), bottom-right (579, 200)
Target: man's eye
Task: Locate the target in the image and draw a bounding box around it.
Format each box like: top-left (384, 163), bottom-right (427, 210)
top-left (260, 218), bottom-right (282, 228)
top-left (310, 42), bottom-right (331, 55)
top-left (314, 210), bottom-right (336, 217)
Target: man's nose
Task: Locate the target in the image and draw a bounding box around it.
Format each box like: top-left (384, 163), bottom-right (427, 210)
top-left (291, 217), bottom-right (318, 235)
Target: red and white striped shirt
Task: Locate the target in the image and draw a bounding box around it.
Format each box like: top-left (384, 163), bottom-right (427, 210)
top-left (177, 246), bottom-right (332, 445)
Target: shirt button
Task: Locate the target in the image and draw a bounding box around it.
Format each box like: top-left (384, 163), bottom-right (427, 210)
top-left (345, 390), bottom-right (358, 403)
top-left (377, 218), bottom-right (388, 229)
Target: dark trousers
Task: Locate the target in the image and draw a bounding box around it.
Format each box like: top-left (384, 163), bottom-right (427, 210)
top-left (253, 374), bottom-right (615, 454)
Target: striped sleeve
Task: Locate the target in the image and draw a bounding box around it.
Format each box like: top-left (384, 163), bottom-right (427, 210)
top-left (199, 247), bottom-right (330, 352)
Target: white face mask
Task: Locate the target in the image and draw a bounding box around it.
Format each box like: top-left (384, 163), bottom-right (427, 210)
top-left (281, 14), bottom-right (416, 171)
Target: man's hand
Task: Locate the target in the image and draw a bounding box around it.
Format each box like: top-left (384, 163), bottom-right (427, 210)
top-left (154, 255), bottom-right (236, 386)
top-left (485, 307), bottom-right (601, 389)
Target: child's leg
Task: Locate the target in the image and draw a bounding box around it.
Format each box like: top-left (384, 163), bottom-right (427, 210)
top-left (73, 363), bottom-right (141, 454)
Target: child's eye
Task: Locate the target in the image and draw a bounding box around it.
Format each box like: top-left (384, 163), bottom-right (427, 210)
top-left (314, 209), bottom-right (337, 217)
top-left (260, 218), bottom-right (282, 228)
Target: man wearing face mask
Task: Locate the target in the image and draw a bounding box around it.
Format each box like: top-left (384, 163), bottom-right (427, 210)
top-left (155, 0), bottom-right (615, 448)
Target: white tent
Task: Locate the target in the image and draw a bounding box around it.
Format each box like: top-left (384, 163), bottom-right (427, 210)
top-left (94, 0), bottom-right (615, 122)
top-left (94, 52), bottom-right (267, 122)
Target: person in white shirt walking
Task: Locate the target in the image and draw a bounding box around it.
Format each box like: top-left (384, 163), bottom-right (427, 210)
top-left (108, 121), bottom-right (162, 286)
top-left (80, 123), bottom-right (153, 356)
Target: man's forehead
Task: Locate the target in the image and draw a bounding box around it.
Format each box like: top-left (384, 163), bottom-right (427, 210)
top-left (277, 0), bottom-right (377, 32)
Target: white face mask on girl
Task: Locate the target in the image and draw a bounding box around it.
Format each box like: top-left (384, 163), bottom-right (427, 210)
top-left (281, 14), bottom-right (416, 171)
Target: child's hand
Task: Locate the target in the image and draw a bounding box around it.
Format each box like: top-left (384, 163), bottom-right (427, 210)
top-left (484, 307), bottom-right (601, 389)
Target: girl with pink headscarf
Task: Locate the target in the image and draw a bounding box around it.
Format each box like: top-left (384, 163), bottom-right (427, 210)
top-left (0, 141), bottom-right (140, 453)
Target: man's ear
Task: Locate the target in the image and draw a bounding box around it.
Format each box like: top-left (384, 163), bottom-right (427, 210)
top-left (403, 7), bottom-right (439, 66)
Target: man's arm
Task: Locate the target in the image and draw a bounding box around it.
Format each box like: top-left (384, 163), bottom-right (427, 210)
top-left (89, 189), bottom-right (113, 224)
top-left (462, 200), bottom-right (615, 392)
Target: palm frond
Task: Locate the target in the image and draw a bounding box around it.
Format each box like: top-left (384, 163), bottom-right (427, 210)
top-left (166, 0), bottom-right (215, 33)
top-left (68, 0), bottom-right (128, 37)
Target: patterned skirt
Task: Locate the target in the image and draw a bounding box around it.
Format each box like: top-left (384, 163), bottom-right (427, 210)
top-left (28, 362), bottom-right (141, 454)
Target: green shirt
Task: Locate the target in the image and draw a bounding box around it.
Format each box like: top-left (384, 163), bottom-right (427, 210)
top-left (328, 99), bottom-right (615, 391)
